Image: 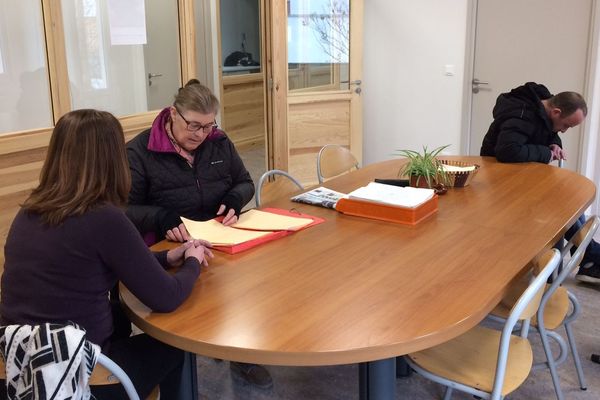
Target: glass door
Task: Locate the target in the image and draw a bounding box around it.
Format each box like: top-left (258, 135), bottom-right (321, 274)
top-left (270, 0), bottom-right (363, 184)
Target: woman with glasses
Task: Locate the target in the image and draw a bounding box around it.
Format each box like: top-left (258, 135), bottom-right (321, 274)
top-left (126, 79), bottom-right (255, 243)
top-left (126, 80), bottom-right (273, 389)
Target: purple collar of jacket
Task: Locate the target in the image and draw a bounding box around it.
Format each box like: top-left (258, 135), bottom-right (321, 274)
top-left (147, 107), bottom-right (224, 153)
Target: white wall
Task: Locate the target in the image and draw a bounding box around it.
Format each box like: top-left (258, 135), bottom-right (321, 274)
top-left (580, 1), bottom-right (600, 215)
top-left (362, 0), bottom-right (469, 165)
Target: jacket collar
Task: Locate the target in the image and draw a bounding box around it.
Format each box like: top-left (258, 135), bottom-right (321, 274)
top-left (147, 107), bottom-right (225, 153)
top-left (147, 108), bottom-right (177, 153)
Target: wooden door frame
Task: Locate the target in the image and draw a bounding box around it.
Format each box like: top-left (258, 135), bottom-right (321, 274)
top-left (268, 0), bottom-right (289, 170)
top-left (262, 0), bottom-right (275, 170)
top-left (268, 0), bottom-right (363, 171)
top-left (349, 0), bottom-right (363, 163)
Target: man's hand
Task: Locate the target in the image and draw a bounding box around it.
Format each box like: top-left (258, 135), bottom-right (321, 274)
top-left (216, 204), bottom-right (238, 226)
top-left (549, 144), bottom-right (566, 161)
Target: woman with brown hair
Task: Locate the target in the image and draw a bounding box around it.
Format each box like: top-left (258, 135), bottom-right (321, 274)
top-left (0, 109), bottom-right (213, 398)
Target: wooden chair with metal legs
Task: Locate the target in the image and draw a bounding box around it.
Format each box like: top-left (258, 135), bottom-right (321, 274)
top-left (316, 144), bottom-right (359, 184)
top-left (406, 248), bottom-right (562, 400)
top-left (0, 351), bottom-right (141, 400)
top-left (488, 215), bottom-right (600, 400)
top-left (256, 169), bottom-right (303, 207)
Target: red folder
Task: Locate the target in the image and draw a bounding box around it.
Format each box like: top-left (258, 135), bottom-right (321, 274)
top-left (260, 207), bottom-right (325, 231)
top-left (212, 208), bottom-right (325, 254)
top-left (336, 195), bottom-right (438, 225)
top-left (213, 230), bottom-right (289, 254)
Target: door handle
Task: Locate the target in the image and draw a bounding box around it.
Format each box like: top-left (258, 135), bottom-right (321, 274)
top-left (148, 73), bottom-right (163, 86)
top-left (472, 78), bottom-right (489, 93)
top-left (341, 79), bottom-right (362, 85)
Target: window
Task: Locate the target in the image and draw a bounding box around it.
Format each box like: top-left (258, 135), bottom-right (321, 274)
top-left (287, 0), bottom-right (349, 91)
top-left (0, 0), bottom-right (53, 135)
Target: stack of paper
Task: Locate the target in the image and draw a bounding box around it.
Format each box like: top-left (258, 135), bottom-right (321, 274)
top-left (232, 209), bottom-right (314, 231)
top-left (181, 209), bottom-right (315, 246)
top-left (441, 164), bottom-right (476, 172)
top-left (348, 182), bottom-right (435, 208)
top-left (181, 218), bottom-right (272, 246)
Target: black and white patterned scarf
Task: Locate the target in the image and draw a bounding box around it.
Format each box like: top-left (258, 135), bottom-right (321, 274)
top-left (0, 323), bottom-right (100, 400)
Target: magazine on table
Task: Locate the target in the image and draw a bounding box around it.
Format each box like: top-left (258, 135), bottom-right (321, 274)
top-left (291, 187), bottom-right (348, 209)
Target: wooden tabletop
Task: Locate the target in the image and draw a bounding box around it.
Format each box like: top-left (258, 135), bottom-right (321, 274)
top-left (120, 156), bottom-right (595, 366)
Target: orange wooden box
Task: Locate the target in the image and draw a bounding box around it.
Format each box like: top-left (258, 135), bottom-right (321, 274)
top-left (335, 194), bottom-right (438, 225)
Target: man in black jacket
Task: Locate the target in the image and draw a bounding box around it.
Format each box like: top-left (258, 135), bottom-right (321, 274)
top-left (481, 82), bottom-right (600, 283)
top-left (480, 82), bottom-right (585, 162)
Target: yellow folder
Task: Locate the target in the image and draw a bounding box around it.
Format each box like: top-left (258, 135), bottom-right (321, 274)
top-left (231, 209), bottom-right (314, 231)
top-left (181, 217), bottom-right (273, 246)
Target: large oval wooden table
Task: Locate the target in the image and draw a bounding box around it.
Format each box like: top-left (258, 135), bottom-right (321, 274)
top-left (121, 156), bottom-right (595, 399)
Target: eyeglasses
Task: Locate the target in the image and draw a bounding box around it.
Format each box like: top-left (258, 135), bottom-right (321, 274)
top-left (175, 107), bottom-right (217, 133)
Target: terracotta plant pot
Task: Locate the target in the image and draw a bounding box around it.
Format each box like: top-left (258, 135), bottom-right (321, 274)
top-left (409, 175), bottom-right (436, 189)
top-left (409, 175), bottom-right (448, 195)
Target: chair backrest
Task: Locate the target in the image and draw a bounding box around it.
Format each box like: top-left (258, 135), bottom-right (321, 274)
top-left (536, 215), bottom-right (600, 321)
top-left (256, 169), bottom-right (303, 207)
top-left (492, 248), bottom-right (561, 398)
top-left (0, 349), bottom-right (140, 400)
top-left (561, 215), bottom-right (599, 270)
top-left (94, 353), bottom-right (140, 399)
top-left (316, 144), bottom-right (359, 184)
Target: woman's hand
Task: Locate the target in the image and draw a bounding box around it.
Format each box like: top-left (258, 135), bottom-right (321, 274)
top-left (166, 222), bottom-right (190, 242)
top-left (217, 204), bottom-right (238, 226)
top-left (167, 240), bottom-right (214, 267)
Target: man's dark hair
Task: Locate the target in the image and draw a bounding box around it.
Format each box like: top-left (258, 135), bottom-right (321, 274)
top-left (549, 91), bottom-right (588, 117)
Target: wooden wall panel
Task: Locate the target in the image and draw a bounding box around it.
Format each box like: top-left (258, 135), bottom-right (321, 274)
top-left (288, 99), bottom-right (350, 149)
top-left (288, 98), bottom-right (351, 186)
top-left (222, 74), bottom-right (266, 147)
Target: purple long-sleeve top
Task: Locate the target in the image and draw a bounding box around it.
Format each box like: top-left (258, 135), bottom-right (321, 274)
top-left (0, 204), bottom-right (200, 349)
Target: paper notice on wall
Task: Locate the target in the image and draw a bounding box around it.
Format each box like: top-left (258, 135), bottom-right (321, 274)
top-left (107, 0), bottom-right (147, 45)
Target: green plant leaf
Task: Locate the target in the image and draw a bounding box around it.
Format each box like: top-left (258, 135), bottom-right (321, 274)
top-left (394, 144), bottom-right (451, 187)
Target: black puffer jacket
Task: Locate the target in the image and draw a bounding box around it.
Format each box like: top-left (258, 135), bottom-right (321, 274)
top-left (480, 82), bottom-right (561, 163)
top-left (126, 118), bottom-right (254, 239)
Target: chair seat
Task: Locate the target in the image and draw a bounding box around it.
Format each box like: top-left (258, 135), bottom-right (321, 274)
top-left (491, 285), bottom-right (569, 330)
top-left (408, 325), bottom-right (533, 396)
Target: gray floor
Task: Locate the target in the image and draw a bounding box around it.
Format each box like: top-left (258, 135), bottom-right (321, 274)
top-left (194, 273), bottom-right (600, 400)
top-left (238, 141), bottom-right (267, 210)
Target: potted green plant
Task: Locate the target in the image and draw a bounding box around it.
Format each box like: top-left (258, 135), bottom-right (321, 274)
top-left (395, 145), bottom-right (450, 189)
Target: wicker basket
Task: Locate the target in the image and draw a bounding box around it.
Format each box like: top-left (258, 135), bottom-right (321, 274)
top-left (440, 160), bottom-right (480, 187)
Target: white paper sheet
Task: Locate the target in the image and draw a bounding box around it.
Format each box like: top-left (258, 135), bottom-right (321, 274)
top-left (232, 209), bottom-right (313, 231)
top-left (348, 182), bottom-right (435, 208)
top-left (181, 217), bottom-right (273, 246)
top-left (107, 0), bottom-right (147, 45)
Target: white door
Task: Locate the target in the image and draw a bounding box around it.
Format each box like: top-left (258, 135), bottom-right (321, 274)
top-left (467, 0), bottom-right (592, 171)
